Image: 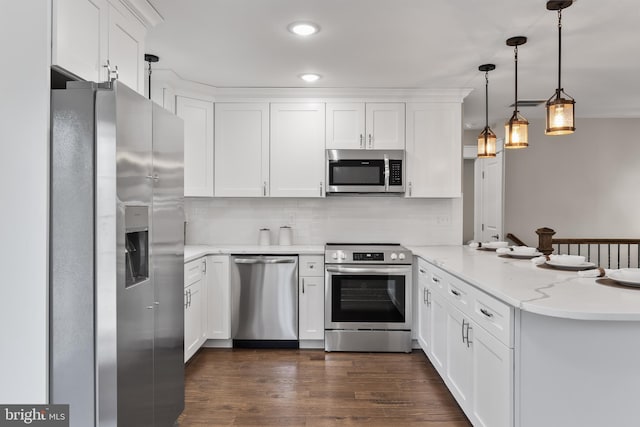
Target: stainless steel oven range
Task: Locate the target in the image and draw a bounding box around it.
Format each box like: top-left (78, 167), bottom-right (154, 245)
top-left (325, 243), bottom-right (412, 352)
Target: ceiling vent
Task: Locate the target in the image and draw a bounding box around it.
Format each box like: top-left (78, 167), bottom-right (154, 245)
top-left (509, 99), bottom-right (546, 108)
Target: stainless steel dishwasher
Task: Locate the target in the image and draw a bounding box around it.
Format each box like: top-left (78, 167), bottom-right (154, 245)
top-left (230, 255), bottom-right (299, 348)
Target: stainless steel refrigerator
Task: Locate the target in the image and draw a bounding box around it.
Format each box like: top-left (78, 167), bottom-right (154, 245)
top-left (50, 80), bottom-right (184, 427)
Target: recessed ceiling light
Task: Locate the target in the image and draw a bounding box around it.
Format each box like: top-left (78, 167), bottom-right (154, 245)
top-left (288, 22), bottom-right (320, 36)
top-left (299, 73), bottom-right (321, 83)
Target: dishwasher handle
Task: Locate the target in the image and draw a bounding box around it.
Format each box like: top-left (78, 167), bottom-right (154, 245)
top-left (233, 257), bottom-right (297, 264)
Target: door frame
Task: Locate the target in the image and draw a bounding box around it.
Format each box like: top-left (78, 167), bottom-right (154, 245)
top-left (473, 139), bottom-right (505, 242)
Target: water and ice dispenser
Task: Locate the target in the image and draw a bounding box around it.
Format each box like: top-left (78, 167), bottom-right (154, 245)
top-left (125, 206), bottom-right (149, 287)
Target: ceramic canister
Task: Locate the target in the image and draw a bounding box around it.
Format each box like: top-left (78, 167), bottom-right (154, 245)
top-left (278, 226), bottom-right (292, 246)
top-left (258, 228), bottom-right (271, 246)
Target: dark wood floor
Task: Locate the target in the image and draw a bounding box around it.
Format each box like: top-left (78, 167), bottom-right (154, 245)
top-left (178, 348), bottom-right (471, 426)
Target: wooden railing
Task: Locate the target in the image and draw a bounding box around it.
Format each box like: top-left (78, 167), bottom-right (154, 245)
top-left (551, 238), bottom-right (640, 269)
top-left (506, 233), bottom-right (527, 247)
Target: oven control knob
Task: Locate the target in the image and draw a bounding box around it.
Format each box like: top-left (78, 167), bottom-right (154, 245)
top-left (399, 253), bottom-right (406, 260)
top-left (390, 253), bottom-right (398, 260)
top-left (332, 253), bottom-right (338, 260)
top-left (340, 253), bottom-right (346, 260)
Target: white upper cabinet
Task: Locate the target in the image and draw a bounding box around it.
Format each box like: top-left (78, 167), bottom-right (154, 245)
top-left (107, 1), bottom-right (145, 93)
top-left (326, 103), bottom-right (366, 149)
top-left (176, 96), bottom-right (214, 197)
top-left (326, 103), bottom-right (405, 150)
top-left (214, 103), bottom-right (270, 197)
top-left (270, 103), bottom-right (326, 198)
top-left (365, 103), bottom-right (405, 150)
top-left (52, 0), bottom-right (146, 94)
top-left (52, 0), bottom-right (108, 82)
top-left (406, 103), bottom-right (462, 198)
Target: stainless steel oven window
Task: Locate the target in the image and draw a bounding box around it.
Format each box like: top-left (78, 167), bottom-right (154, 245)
top-left (329, 274), bottom-right (406, 323)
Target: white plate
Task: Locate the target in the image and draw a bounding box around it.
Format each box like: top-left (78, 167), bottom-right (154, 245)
top-left (608, 271), bottom-right (640, 287)
top-left (545, 260), bottom-right (597, 271)
top-left (506, 251), bottom-right (543, 259)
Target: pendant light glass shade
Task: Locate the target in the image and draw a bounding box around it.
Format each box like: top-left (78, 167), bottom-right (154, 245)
top-left (477, 63), bottom-right (496, 158)
top-left (504, 36), bottom-right (528, 149)
top-left (545, 1), bottom-right (575, 135)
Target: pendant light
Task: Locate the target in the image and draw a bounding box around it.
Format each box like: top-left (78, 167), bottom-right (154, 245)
top-left (504, 36), bottom-right (529, 149)
top-left (545, 0), bottom-right (575, 135)
top-left (477, 64), bottom-right (497, 158)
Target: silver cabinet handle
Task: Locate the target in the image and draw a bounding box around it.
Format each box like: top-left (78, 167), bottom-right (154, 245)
top-left (450, 288), bottom-right (461, 297)
top-left (188, 289), bottom-right (192, 307)
top-left (426, 289), bottom-right (431, 306)
top-left (419, 268), bottom-right (427, 275)
top-left (302, 278), bottom-right (305, 294)
top-left (184, 291), bottom-right (189, 309)
top-left (234, 257), bottom-right (297, 264)
top-left (154, 301), bottom-right (160, 306)
top-left (112, 64), bottom-right (119, 80)
top-left (320, 181), bottom-right (324, 196)
top-left (480, 308), bottom-right (493, 318)
top-left (263, 181), bottom-right (267, 196)
top-left (202, 259), bottom-right (207, 273)
top-left (326, 266), bottom-right (411, 274)
top-left (103, 60), bottom-right (111, 82)
top-left (408, 181), bottom-right (412, 197)
top-left (146, 305), bottom-right (154, 309)
top-left (368, 134), bottom-right (373, 148)
top-left (153, 174), bottom-right (159, 182)
top-left (145, 174), bottom-right (154, 180)
top-left (432, 276), bottom-right (440, 284)
top-left (466, 325), bottom-right (473, 348)
top-left (461, 319), bottom-right (467, 343)
top-left (359, 134), bottom-right (364, 148)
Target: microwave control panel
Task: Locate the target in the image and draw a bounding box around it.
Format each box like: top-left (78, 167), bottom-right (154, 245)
top-left (390, 160), bottom-right (402, 185)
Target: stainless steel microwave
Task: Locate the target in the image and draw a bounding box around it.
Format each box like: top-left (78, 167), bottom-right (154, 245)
top-left (326, 149), bottom-right (405, 194)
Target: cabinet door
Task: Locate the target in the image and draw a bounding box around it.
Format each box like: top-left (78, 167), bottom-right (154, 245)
top-left (406, 103), bottom-right (462, 197)
top-left (365, 103), bottom-right (405, 150)
top-left (107, 1), bottom-right (145, 94)
top-left (417, 264), bottom-right (431, 350)
top-left (215, 103), bottom-right (269, 197)
top-left (326, 103), bottom-right (365, 149)
top-left (270, 103), bottom-right (326, 197)
top-left (176, 96), bottom-right (214, 197)
top-left (471, 323), bottom-right (513, 427)
top-left (184, 279), bottom-right (202, 362)
top-left (206, 255), bottom-right (231, 339)
top-left (52, 0), bottom-right (108, 82)
top-left (445, 305), bottom-right (473, 410)
top-left (429, 287), bottom-right (447, 375)
top-left (299, 276), bottom-right (325, 340)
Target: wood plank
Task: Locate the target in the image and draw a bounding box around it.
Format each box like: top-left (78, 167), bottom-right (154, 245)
top-left (178, 348), bottom-right (471, 426)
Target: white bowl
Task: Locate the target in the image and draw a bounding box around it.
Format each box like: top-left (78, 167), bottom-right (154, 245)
top-left (618, 268), bottom-right (640, 281)
top-left (549, 254), bottom-right (586, 265)
top-left (512, 246), bottom-right (537, 255)
top-left (484, 241), bottom-right (508, 249)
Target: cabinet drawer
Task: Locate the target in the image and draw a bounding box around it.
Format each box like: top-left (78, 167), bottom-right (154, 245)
top-left (426, 264), bottom-right (448, 295)
top-left (445, 277), bottom-right (472, 314)
top-left (299, 255), bottom-right (324, 277)
top-left (185, 258), bottom-right (203, 287)
top-left (469, 287), bottom-right (513, 347)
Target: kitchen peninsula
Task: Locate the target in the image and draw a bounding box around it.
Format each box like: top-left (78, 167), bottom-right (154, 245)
top-left (409, 245), bottom-right (640, 427)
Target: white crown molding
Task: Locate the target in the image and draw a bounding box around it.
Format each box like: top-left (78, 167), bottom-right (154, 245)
top-left (151, 69), bottom-right (472, 103)
top-left (118, 0), bottom-right (164, 28)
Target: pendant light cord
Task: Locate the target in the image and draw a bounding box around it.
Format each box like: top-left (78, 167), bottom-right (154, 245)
top-left (557, 9), bottom-right (562, 92)
top-left (485, 71), bottom-right (489, 131)
top-left (514, 45), bottom-right (519, 113)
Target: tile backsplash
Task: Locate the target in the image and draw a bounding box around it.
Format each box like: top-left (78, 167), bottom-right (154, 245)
top-left (185, 197), bottom-right (463, 246)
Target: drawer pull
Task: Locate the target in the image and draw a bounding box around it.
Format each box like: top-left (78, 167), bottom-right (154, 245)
top-left (480, 308), bottom-right (494, 318)
top-left (419, 268), bottom-right (426, 275)
top-left (450, 289), bottom-right (461, 297)
top-left (432, 276), bottom-right (440, 283)
top-left (461, 319), bottom-right (467, 343)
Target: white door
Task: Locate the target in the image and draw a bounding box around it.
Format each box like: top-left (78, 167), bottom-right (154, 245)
top-left (270, 103), bottom-right (326, 197)
top-left (176, 96), bottom-right (214, 197)
top-left (405, 103), bottom-right (462, 198)
top-left (299, 276), bottom-right (325, 340)
top-left (326, 103), bottom-right (365, 149)
top-left (365, 103), bottom-right (405, 150)
top-left (107, 2), bottom-right (145, 93)
top-left (445, 305), bottom-right (473, 409)
top-left (471, 324), bottom-right (513, 427)
top-left (215, 103), bottom-right (269, 197)
top-left (206, 255), bottom-right (231, 340)
top-left (476, 150), bottom-right (504, 242)
top-left (52, 0), bottom-right (108, 82)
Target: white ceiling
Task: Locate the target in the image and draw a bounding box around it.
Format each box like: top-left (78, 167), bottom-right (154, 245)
top-left (146, 0), bottom-right (640, 130)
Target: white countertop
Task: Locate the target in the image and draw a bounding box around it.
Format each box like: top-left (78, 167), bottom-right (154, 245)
top-left (407, 245), bottom-right (640, 321)
top-left (184, 244), bottom-right (325, 263)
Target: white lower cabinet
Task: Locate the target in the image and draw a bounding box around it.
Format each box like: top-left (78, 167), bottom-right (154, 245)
top-left (418, 258), bottom-right (513, 427)
top-left (184, 257), bottom-right (207, 362)
top-left (299, 255), bottom-right (325, 341)
top-left (206, 255), bottom-right (231, 339)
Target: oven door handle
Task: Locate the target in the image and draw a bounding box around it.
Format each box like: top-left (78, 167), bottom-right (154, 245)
top-left (326, 266), bottom-right (410, 274)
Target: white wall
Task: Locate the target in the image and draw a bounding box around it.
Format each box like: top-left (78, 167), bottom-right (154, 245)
top-left (0, 3), bottom-right (50, 402)
top-left (505, 118), bottom-right (640, 246)
top-left (185, 197), bottom-right (462, 246)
